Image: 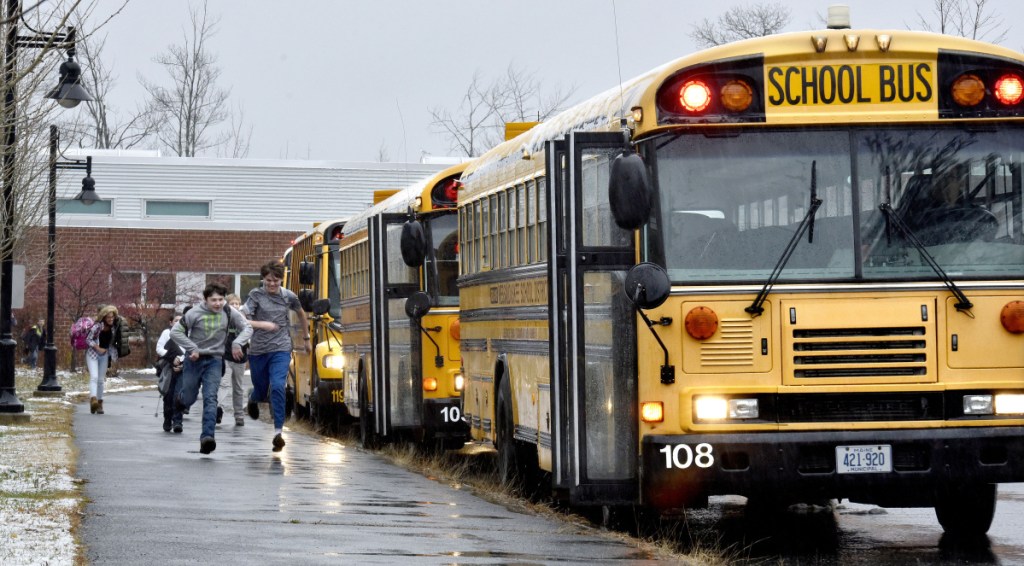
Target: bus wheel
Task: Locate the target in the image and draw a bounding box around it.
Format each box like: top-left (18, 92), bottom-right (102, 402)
top-left (359, 371), bottom-right (378, 449)
top-left (496, 375), bottom-right (539, 495)
top-left (935, 483), bottom-right (997, 536)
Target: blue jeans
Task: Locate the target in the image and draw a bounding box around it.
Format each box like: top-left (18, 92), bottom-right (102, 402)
top-left (178, 356), bottom-right (223, 440)
top-left (248, 351), bottom-right (290, 429)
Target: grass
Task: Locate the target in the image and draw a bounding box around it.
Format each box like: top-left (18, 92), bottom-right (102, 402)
top-left (1, 366), bottom-right (152, 566)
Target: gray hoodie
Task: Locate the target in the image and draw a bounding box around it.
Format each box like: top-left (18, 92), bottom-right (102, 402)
top-left (170, 304), bottom-right (252, 356)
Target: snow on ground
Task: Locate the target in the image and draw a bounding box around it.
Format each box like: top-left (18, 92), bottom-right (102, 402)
top-left (0, 367), bottom-right (156, 565)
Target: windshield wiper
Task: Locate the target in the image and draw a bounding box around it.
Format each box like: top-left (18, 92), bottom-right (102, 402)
top-left (878, 166), bottom-right (974, 313)
top-left (746, 161), bottom-right (822, 316)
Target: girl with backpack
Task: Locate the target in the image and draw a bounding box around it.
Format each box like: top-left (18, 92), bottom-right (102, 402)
top-left (86, 305), bottom-right (125, 415)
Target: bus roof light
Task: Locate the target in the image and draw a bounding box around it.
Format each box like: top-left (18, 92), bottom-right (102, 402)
top-left (951, 74), bottom-right (985, 107)
top-left (994, 74), bottom-right (1024, 105)
top-left (720, 80), bottom-right (753, 112)
top-left (679, 80), bottom-right (712, 113)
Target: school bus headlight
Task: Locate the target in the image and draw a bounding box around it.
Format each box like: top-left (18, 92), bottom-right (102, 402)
top-left (454, 373), bottom-right (464, 391)
top-left (640, 401), bottom-right (664, 423)
top-left (720, 80), bottom-right (753, 112)
top-left (963, 394), bottom-right (994, 415)
top-left (951, 74), bottom-right (985, 107)
top-left (423, 377), bottom-right (438, 392)
top-left (728, 398), bottom-right (759, 419)
top-left (995, 393), bottom-right (1024, 415)
top-left (995, 74), bottom-right (1024, 105)
top-left (694, 397), bottom-right (728, 420)
top-left (322, 354), bottom-right (344, 370)
top-left (1001, 301), bottom-right (1024, 333)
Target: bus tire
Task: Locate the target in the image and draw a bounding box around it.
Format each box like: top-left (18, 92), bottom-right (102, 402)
top-left (496, 374), bottom-right (540, 495)
top-left (935, 483), bottom-right (997, 536)
top-left (359, 370), bottom-right (378, 449)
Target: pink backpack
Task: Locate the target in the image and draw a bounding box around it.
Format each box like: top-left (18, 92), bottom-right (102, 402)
top-left (71, 317), bottom-right (94, 350)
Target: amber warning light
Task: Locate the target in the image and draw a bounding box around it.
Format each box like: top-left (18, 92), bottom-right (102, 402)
top-left (1001, 301), bottom-right (1024, 333)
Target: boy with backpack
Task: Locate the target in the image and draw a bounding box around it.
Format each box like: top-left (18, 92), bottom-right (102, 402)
top-left (170, 283), bottom-right (252, 455)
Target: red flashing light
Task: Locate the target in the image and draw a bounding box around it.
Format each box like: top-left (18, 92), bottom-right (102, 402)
top-left (995, 74), bottom-right (1024, 105)
top-left (679, 80), bottom-right (712, 112)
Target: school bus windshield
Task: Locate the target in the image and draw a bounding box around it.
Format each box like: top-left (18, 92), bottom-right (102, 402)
top-left (651, 126), bottom-right (1024, 284)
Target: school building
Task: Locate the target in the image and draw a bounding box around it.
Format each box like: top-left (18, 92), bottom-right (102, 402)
top-left (16, 152), bottom-right (447, 366)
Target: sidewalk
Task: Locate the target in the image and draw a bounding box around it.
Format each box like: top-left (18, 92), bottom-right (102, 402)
top-left (74, 389), bottom-right (661, 564)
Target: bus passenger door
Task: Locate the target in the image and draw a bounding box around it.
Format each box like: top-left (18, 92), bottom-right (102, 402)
top-left (369, 213), bottom-right (423, 439)
top-left (548, 132), bottom-right (639, 505)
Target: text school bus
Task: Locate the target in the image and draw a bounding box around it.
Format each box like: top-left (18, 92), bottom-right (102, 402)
top-left (339, 163), bottom-right (469, 448)
top-left (285, 219), bottom-right (348, 429)
top-left (457, 11), bottom-right (1024, 534)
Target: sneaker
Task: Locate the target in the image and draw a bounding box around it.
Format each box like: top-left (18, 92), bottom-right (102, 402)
top-left (216, 406), bottom-right (223, 424)
top-left (200, 436), bottom-right (216, 454)
top-left (173, 424), bottom-right (183, 434)
top-left (235, 417), bottom-right (245, 426)
top-left (272, 433), bottom-right (285, 452)
top-left (89, 396), bottom-right (98, 414)
top-left (247, 398), bottom-right (259, 420)
top-left (163, 417), bottom-right (172, 432)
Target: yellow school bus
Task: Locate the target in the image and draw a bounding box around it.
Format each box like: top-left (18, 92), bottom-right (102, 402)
top-left (339, 163), bottom-right (469, 448)
top-left (286, 219), bottom-right (348, 429)
top-left (457, 15), bottom-right (1024, 535)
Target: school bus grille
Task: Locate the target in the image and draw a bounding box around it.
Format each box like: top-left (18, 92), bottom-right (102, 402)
top-left (776, 392), bottom-right (943, 422)
top-left (792, 326), bottom-right (928, 378)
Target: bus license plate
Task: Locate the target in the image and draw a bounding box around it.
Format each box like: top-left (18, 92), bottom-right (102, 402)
top-left (836, 445), bottom-right (892, 474)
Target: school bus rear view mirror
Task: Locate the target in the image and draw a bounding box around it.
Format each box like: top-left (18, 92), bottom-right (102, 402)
top-left (312, 298), bottom-right (331, 316)
top-left (624, 262), bottom-right (671, 310)
top-left (609, 152), bottom-right (651, 230)
top-left (405, 291), bottom-right (432, 319)
top-left (400, 220), bottom-right (427, 267)
top-left (297, 289), bottom-right (315, 313)
top-left (298, 261), bottom-right (316, 286)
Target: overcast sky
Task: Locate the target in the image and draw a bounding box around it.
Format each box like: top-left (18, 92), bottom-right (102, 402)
top-left (80, 0), bottom-right (1023, 163)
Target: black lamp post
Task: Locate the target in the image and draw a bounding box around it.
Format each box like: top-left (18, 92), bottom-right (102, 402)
top-left (36, 125), bottom-right (96, 393)
top-left (0, 0), bottom-right (92, 413)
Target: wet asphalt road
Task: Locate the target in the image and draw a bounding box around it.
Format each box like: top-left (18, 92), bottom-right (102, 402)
top-left (74, 390), bottom-right (655, 565)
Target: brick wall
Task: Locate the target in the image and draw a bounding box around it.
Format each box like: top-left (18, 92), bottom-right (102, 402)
top-left (16, 226), bottom-right (296, 368)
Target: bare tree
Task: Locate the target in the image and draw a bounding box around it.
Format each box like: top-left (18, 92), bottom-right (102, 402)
top-left (376, 140), bottom-right (390, 163)
top-left (690, 2), bottom-right (792, 48)
top-left (217, 101), bottom-right (251, 158)
top-left (430, 64), bottom-right (577, 157)
top-left (916, 0), bottom-right (1007, 43)
top-left (63, 26), bottom-right (160, 150)
top-left (140, 1), bottom-right (230, 157)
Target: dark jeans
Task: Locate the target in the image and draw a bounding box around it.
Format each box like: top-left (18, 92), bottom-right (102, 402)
top-left (162, 366), bottom-right (183, 426)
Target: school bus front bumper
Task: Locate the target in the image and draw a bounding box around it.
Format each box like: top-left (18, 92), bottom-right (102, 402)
top-left (641, 427), bottom-right (1024, 510)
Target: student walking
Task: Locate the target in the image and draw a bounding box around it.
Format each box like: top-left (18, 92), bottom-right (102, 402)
top-left (171, 283), bottom-right (252, 455)
top-left (245, 261), bottom-right (310, 452)
top-left (219, 294), bottom-right (249, 427)
top-left (155, 314), bottom-right (185, 432)
top-left (85, 306), bottom-right (125, 415)
top-left (21, 320), bottom-right (43, 369)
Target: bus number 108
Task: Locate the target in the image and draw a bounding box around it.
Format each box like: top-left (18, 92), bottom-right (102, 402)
top-left (659, 443), bottom-right (715, 469)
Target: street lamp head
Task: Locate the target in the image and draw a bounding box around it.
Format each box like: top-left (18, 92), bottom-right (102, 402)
top-left (45, 57), bottom-right (92, 109)
top-left (74, 175), bottom-right (99, 205)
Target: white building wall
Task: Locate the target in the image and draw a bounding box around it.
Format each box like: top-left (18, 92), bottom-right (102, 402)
top-left (45, 155), bottom-right (445, 232)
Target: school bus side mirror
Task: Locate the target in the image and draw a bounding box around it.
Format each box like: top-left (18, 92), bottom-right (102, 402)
top-left (298, 261), bottom-right (316, 286)
top-left (405, 291), bottom-right (432, 319)
top-left (624, 262), bottom-right (670, 310)
top-left (608, 152), bottom-right (651, 230)
top-left (312, 298), bottom-right (331, 316)
top-left (297, 289), bottom-right (316, 313)
top-left (400, 220), bottom-right (427, 267)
